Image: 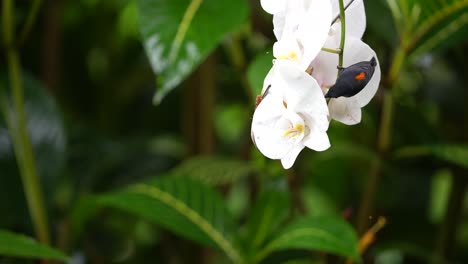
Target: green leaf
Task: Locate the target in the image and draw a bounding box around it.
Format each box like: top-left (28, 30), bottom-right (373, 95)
top-left (215, 104), bottom-right (250, 147)
top-left (69, 195), bottom-right (100, 242)
top-left (0, 230), bottom-right (68, 261)
top-left (253, 216), bottom-right (360, 263)
top-left (171, 156), bottom-right (253, 185)
top-left (302, 186), bottom-right (339, 217)
top-left (394, 144), bottom-right (468, 168)
top-left (99, 176), bottom-right (242, 263)
top-left (138, 0), bottom-right (249, 103)
top-left (390, 0), bottom-right (468, 56)
top-left (244, 190), bottom-right (290, 255)
top-left (428, 170), bottom-right (452, 224)
top-left (247, 51), bottom-right (273, 97)
top-left (118, 1), bottom-right (139, 40)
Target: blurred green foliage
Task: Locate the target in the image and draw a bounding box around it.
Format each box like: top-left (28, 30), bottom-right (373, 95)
top-left (0, 0), bottom-right (467, 263)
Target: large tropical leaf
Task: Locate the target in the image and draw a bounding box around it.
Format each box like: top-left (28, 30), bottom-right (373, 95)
top-left (387, 0), bottom-right (468, 56)
top-left (99, 176), bottom-right (242, 263)
top-left (252, 216), bottom-right (360, 263)
top-left (243, 190), bottom-right (290, 257)
top-left (137, 0), bottom-right (249, 103)
top-left (171, 156), bottom-right (253, 185)
top-left (0, 230), bottom-right (68, 261)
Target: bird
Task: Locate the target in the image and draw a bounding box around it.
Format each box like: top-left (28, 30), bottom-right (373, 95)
top-left (325, 57), bottom-right (377, 98)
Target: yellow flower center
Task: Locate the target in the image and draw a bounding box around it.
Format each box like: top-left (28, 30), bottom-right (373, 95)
top-left (278, 51), bottom-right (298, 61)
top-left (283, 123), bottom-right (304, 138)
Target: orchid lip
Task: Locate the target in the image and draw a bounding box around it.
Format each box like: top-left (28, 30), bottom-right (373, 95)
top-left (283, 123), bottom-right (305, 138)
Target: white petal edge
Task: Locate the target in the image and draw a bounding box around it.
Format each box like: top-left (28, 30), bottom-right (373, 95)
top-left (281, 143), bottom-right (305, 169)
top-left (273, 12), bottom-right (286, 39)
top-left (309, 35), bottom-right (340, 90)
top-left (304, 130), bottom-right (331, 151)
top-left (261, 0), bottom-right (288, 14)
top-left (331, 0), bottom-right (366, 39)
top-left (342, 37), bottom-right (381, 107)
top-left (328, 97), bottom-right (362, 125)
top-left (274, 60), bottom-right (329, 116)
top-left (345, 0), bottom-right (366, 39)
top-left (297, 0), bottom-right (333, 70)
top-left (251, 84), bottom-right (291, 158)
top-left (261, 67), bottom-right (275, 95)
top-left (272, 36), bottom-right (301, 60)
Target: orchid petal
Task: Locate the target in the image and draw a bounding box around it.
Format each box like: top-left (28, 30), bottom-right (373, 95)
top-left (331, 0), bottom-right (366, 38)
top-left (325, 37), bottom-right (379, 125)
top-left (274, 60), bottom-right (329, 116)
top-left (260, 0), bottom-right (288, 14)
top-left (344, 0), bottom-right (366, 38)
top-left (304, 130), bottom-right (331, 151)
top-left (302, 112), bottom-right (330, 135)
top-left (273, 12), bottom-right (286, 39)
top-left (297, 0), bottom-right (333, 69)
top-left (330, 0), bottom-right (341, 16)
top-left (328, 97), bottom-right (362, 125)
top-left (261, 67), bottom-right (275, 95)
top-left (273, 37), bottom-right (301, 61)
top-left (272, 0), bottom-right (302, 37)
top-left (251, 90), bottom-right (292, 159)
top-left (281, 143), bottom-right (305, 169)
top-left (343, 36), bottom-right (381, 107)
top-left (252, 123), bottom-right (294, 159)
top-left (309, 32), bottom-right (340, 90)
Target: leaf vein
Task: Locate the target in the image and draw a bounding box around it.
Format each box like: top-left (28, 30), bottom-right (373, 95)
top-left (169, 0), bottom-right (203, 63)
top-left (130, 184), bottom-right (241, 263)
top-left (413, 12), bottom-right (468, 55)
top-left (409, 0), bottom-right (468, 51)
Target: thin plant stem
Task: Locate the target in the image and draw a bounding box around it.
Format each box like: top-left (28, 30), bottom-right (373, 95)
top-left (387, 45), bottom-right (407, 86)
top-left (321, 47), bottom-right (341, 54)
top-left (434, 169), bottom-right (467, 263)
top-left (338, 0), bottom-right (346, 74)
top-left (19, 0), bottom-right (43, 45)
top-left (2, 0), bottom-right (51, 246)
top-left (356, 44), bottom-right (405, 234)
top-left (224, 36), bottom-right (254, 103)
top-left (355, 91), bottom-right (395, 235)
top-left (2, 0), bottom-right (14, 47)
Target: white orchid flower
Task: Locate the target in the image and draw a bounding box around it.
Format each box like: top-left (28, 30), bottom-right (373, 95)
top-left (310, 0), bottom-right (381, 125)
top-left (262, 0), bottom-right (333, 71)
top-left (251, 60), bottom-right (330, 169)
top-left (260, 0), bottom-right (287, 15)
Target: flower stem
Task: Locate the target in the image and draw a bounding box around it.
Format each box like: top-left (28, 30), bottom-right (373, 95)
top-left (338, 0), bottom-right (346, 75)
top-left (2, 0), bottom-right (51, 246)
top-left (321, 47), bottom-right (341, 54)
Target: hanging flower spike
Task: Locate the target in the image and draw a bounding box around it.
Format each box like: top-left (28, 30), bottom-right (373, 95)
top-left (309, 0), bottom-right (381, 125)
top-left (251, 60), bottom-right (330, 169)
top-left (266, 0), bottom-right (333, 71)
